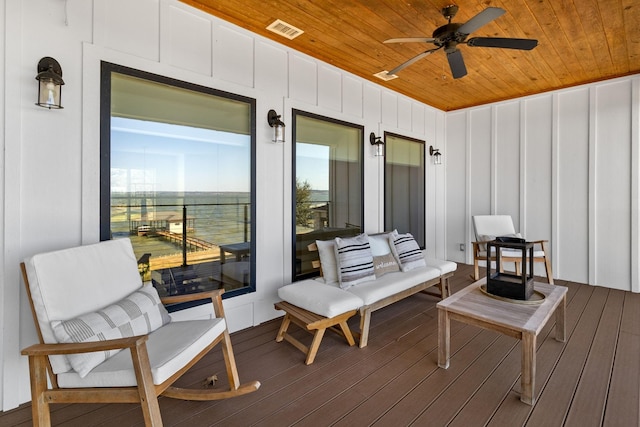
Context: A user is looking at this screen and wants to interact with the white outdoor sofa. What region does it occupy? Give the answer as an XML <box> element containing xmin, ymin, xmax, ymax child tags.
<box><xmin>275</xmin><ymin>232</ymin><xmax>457</xmax><ymax>364</ymax></box>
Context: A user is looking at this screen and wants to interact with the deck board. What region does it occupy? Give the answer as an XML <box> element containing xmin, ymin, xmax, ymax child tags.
<box><xmin>526</xmin><ymin>286</ymin><xmax>609</xmax><ymax>426</ymax></box>
<box><xmin>2</xmin><ymin>264</ymin><xmax>639</xmax><ymax>427</ymax></box>
<box><xmin>603</xmin><ymin>291</ymin><xmax>640</xmax><ymax>426</ymax></box>
<box><xmin>564</xmin><ymin>289</ymin><xmax>624</xmax><ymax>426</ymax></box>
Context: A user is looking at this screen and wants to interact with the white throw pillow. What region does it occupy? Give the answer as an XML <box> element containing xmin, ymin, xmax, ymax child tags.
<box><xmin>390</xmin><ymin>232</ymin><xmax>426</xmax><ymax>272</ymax></box>
<box><xmin>51</xmin><ymin>285</ymin><xmax>171</xmax><ymax>377</ymax></box>
<box><xmin>334</xmin><ymin>233</ymin><xmax>376</xmax><ymax>289</ymax></box>
<box><xmin>316</xmin><ymin>239</ymin><xmax>338</xmax><ymax>284</ymax></box>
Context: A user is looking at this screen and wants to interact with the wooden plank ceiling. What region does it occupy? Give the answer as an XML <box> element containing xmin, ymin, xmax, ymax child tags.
<box><xmin>181</xmin><ymin>0</ymin><xmax>640</xmax><ymax>111</ymax></box>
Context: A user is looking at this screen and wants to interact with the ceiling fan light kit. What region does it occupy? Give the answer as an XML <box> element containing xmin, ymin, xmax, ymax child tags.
<box><xmin>382</xmin><ymin>5</ymin><xmax>538</xmax><ymax>79</ymax></box>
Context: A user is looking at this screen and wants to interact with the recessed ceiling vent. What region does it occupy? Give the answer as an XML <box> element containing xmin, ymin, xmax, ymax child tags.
<box><xmin>373</xmin><ymin>71</ymin><xmax>398</xmax><ymax>81</ymax></box>
<box><xmin>266</xmin><ymin>19</ymin><xmax>304</xmax><ymax>40</ymax></box>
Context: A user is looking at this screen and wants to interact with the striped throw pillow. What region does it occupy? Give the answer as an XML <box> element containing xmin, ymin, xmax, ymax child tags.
<box><xmin>334</xmin><ymin>233</ymin><xmax>376</xmax><ymax>289</ymax></box>
<box><xmin>51</xmin><ymin>285</ymin><xmax>171</xmax><ymax>377</ymax></box>
<box><xmin>391</xmin><ymin>233</ymin><xmax>426</xmax><ymax>272</ymax></box>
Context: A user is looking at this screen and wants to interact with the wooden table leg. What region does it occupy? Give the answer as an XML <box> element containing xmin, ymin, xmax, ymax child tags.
<box><xmin>521</xmin><ymin>332</ymin><xmax>537</xmax><ymax>405</ymax></box>
<box><xmin>438</xmin><ymin>307</ymin><xmax>450</xmax><ymax>369</ymax></box>
<box><xmin>556</xmin><ymin>294</ymin><xmax>566</xmax><ymax>342</ymax></box>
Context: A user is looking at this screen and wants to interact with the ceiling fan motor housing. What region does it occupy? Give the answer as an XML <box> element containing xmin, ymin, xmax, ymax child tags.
<box><xmin>432</xmin><ymin>23</ymin><xmax>466</xmax><ymax>50</ymax></box>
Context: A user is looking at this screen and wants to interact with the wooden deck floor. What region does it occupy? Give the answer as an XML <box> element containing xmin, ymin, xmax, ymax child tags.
<box><xmin>3</xmin><ymin>264</ymin><xmax>639</xmax><ymax>426</ymax></box>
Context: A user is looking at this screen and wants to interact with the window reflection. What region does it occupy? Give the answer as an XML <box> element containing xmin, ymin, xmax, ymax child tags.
<box><xmin>384</xmin><ymin>133</ymin><xmax>425</xmax><ymax>248</ymax></box>
<box><xmin>293</xmin><ymin>112</ymin><xmax>363</xmax><ymax>280</ymax></box>
<box><xmin>101</xmin><ymin>65</ymin><xmax>255</xmax><ymax>301</ymax></box>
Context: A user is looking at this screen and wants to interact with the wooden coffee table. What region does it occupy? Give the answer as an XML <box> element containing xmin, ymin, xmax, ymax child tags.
<box><xmin>437</xmin><ymin>278</ymin><xmax>567</xmax><ymax>405</ymax></box>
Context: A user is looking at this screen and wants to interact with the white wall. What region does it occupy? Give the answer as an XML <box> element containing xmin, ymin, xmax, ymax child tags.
<box><xmin>0</xmin><ymin>0</ymin><xmax>446</xmax><ymax>410</ymax></box>
<box><xmin>446</xmin><ymin>77</ymin><xmax>640</xmax><ymax>292</ymax></box>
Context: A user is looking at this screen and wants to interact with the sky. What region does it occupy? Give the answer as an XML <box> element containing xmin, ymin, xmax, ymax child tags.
<box><xmin>111</xmin><ymin>117</ymin><xmax>251</xmax><ymax>193</ymax></box>
<box><xmin>296</xmin><ymin>143</ymin><xmax>329</xmax><ymax>191</ymax></box>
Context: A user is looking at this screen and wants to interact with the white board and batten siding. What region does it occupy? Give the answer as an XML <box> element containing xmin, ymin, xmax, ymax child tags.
<box><xmin>446</xmin><ymin>77</ymin><xmax>640</xmax><ymax>293</ymax></box>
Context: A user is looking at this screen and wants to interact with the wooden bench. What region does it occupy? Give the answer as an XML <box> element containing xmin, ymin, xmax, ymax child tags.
<box><xmin>274</xmin><ymin>301</ymin><xmax>357</xmax><ymax>365</ymax></box>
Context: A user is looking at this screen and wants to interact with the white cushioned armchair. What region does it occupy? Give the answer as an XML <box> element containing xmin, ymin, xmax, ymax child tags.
<box><xmin>20</xmin><ymin>238</ymin><xmax>259</xmax><ymax>426</ymax></box>
<box><xmin>471</xmin><ymin>215</ymin><xmax>553</xmax><ymax>284</ymax></box>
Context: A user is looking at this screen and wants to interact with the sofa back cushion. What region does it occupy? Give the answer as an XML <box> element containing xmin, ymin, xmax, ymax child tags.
<box><xmin>315</xmin><ymin>239</ymin><xmax>339</xmax><ymax>285</ymax></box>
<box><xmin>368</xmin><ymin>233</ymin><xmax>400</xmax><ymax>277</ymax></box>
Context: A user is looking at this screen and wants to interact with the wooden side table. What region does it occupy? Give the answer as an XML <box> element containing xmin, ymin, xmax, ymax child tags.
<box><xmin>437</xmin><ymin>278</ymin><xmax>567</xmax><ymax>405</ymax></box>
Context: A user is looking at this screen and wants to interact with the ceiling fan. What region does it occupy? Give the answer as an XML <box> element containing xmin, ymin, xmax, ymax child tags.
<box><xmin>383</xmin><ymin>5</ymin><xmax>538</xmax><ymax>79</ymax></box>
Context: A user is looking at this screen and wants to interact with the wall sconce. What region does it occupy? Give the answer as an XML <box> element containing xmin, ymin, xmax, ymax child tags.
<box><xmin>430</xmin><ymin>145</ymin><xmax>442</xmax><ymax>165</ymax></box>
<box><xmin>370</xmin><ymin>132</ymin><xmax>384</xmax><ymax>157</ymax></box>
<box><xmin>35</xmin><ymin>57</ymin><xmax>64</xmax><ymax>109</ymax></box>
<box><xmin>267</xmin><ymin>109</ymin><xmax>285</xmax><ymax>143</ymax></box>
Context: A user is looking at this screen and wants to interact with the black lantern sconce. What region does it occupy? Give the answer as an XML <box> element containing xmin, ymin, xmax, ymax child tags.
<box><xmin>267</xmin><ymin>109</ymin><xmax>285</xmax><ymax>143</ymax></box>
<box><xmin>370</xmin><ymin>132</ymin><xmax>384</xmax><ymax>157</ymax></box>
<box><xmin>429</xmin><ymin>145</ymin><xmax>442</xmax><ymax>165</ymax></box>
<box><xmin>35</xmin><ymin>57</ymin><xmax>64</xmax><ymax>109</ymax></box>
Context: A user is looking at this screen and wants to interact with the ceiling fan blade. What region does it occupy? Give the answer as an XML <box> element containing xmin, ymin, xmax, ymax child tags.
<box><xmin>467</xmin><ymin>37</ymin><xmax>538</xmax><ymax>50</ymax></box>
<box><xmin>457</xmin><ymin>7</ymin><xmax>505</xmax><ymax>35</ymax></box>
<box><xmin>388</xmin><ymin>48</ymin><xmax>440</xmax><ymax>75</ymax></box>
<box><xmin>447</xmin><ymin>49</ymin><xmax>467</xmax><ymax>79</ymax></box>
<box><xmin>384</xmin><ymin>37</ymin><xmax>436</xmax><ymax>44</ymax></box>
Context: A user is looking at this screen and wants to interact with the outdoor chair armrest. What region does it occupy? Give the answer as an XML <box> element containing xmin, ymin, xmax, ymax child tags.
<box><xmin>528</xmin><ymin>239</ymin><xmax>548</xmax><ymax>244</ymax></box>
<box><xmin>21</xmin><ymin>335</ymin><xmax>148</xmax><ymax>356</ymax></box>
<box><xmin>160</xmin><ymin>288</ymin><xmax>224</xmax><ymax>305</ymax></box>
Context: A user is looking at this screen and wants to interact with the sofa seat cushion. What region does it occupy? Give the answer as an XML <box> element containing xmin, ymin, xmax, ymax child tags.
<box><xmin>57</xmin><ymin>318</ymin><xmax>226</xmax><ymax>388</ymax></box>
<box><xmin>424</xmin><ymin>257</ymin><xmax>458</xmax><ymax>275</ymax></box>
<box><xmin>346</xmin><ymin>265</ymin><xmax>441</xmax><ymax>306</ymax></box>
<box><xmin>278</xmin><ymin>280</ymin><xmax>363</xmax><ymax>318</ymax></box>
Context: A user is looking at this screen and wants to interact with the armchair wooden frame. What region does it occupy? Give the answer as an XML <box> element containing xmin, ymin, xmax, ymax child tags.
<box><xmin>20</xmin><ymin>263</ymin><xmax>260</xmax><ymax>427</ymax></box>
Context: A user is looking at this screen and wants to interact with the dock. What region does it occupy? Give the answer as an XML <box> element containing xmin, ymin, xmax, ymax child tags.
<box><xmin>155</xmin><ymin>230</ymin><xmax>216</xmax><ymax>251</ymax></box>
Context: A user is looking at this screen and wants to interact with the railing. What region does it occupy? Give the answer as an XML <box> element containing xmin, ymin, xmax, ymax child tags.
<box><xmin>112</xmin><ymin>197</ymin><xmax>251</xmax><ymax>277</ymax></box>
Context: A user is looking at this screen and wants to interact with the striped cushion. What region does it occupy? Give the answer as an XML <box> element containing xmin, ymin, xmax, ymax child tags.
<box><xmin>391</xmin><ymin>233</ymin><xmax>426</xmax><ymax>272</ymax></box>
<box><xmin>334</xmin><ymin>233</ymin><xmax>376</xmax><ymax>289</ymax></box>
<box><xmin>51</xmin><ymin>285</ymin><xmax>171</xmax><ymax>377</ymax></box>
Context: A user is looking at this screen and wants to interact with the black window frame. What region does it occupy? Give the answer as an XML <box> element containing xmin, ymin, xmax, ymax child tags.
<box><xmin>99</xmin><ymin>61</ymin><xmax>257</xmax><ymax>304</ymax></box>
<box><xmin>291</xmin><ymin>109</ymin><xmax>365</xmax><ymax>281</ymax></box>
<box><xmin>383</xmin><ymin>131</ymin><xmax>426</xmax><ymax>249</ymax></box>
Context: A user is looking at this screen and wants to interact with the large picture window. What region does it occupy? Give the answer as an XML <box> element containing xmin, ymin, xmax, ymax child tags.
<box><xmin>384</xmin><ymin>133</ymin><xmax>425</xmax><ymax>248</ymax></box>
<box><xmin>293</xmin><ymin>110</ymin><xmax>364</xmax><ymax>280</ymax></box>
<box><xmin>100</xmin><ymin>62</ymin><xmax>256</xmax><ymax>301</ymax></box>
